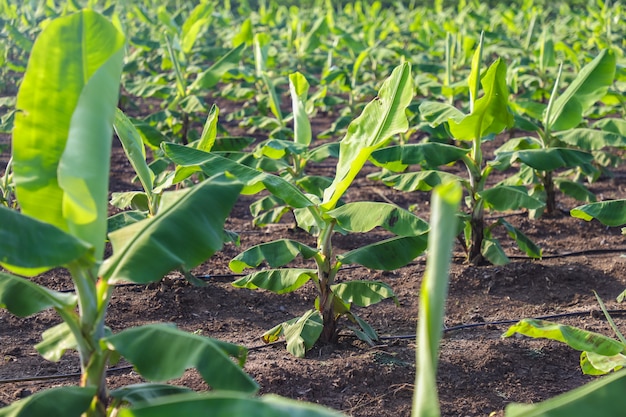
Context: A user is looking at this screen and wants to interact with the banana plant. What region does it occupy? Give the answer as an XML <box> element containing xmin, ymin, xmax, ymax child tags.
<box><xmin>372</xmin><ymin>36</ymin><xmax>543</xmax><ymax>265</ymax></box>
<box><xmin>249</xmin><ymin>70</ymin><xmax>339</xmax><ymax>226</ymax></box>
<box><xmin>498</xmin><ymin>48</ymin><xmax>618</xmax><ymax>215</ymax></box>
<box><xmin>0</xmin><ymin>10</ymin><xmax>343</xmax><ymax>417</ymax></box>
<box><xmin>164</xmin><ymin>62</ymin><xmax>429</xmax><ymax>357</ymax></box>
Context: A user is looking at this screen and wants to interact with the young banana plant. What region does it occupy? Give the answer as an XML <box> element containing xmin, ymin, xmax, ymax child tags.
<box><xmin>164</xmin><ymin>62</ymin><xmax>429</xmax><ymax>357</ymax></box>
<box><xmin>372</xmin><ymin>35</ymin><xmax>542</xmax><ymax>265</ymax></box>
<box><xmin>498</xmin><ymin>48</ymin><xmax>617</xmax><ymax>215</ymax></box>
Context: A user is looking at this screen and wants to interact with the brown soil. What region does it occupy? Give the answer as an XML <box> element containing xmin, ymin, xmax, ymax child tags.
<box><xmin>2</xmin><ymin>112</ymin><xmax>626</xmax><ymax>417</ymax></box>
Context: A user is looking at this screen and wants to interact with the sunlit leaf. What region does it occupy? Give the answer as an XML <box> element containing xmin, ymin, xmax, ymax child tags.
<box><xmin>449</xmin><ymin>58</ymin><xmax>514</xmax><ymax>140</ymax></box>
<box><xmin>571</xmin><ymin>200</ymin><xmax>626</xmax><ymax>226</ymax></box>
<box><xmin>505</xmin><ymin>369</ymin><xmax>626</xmax><ymax>417</ymax></box>
<box><xmin>322</xmin><ymin>63</ymin><xmax>413</xmax><ymax>209</ymax></box>
<box><xmin>546</xmin><ymin>49</ymin><xmax>616</xmax><ymax>131</ymax></box>
<box><xmin>12</xmin><ymin>10</ymin><xmax>125</xmax><ymax>260</ymax></box>
<box><xmin>503</xmin><ymin>319</ymin><xmax>625</xmax><ymax>355</ymax></box>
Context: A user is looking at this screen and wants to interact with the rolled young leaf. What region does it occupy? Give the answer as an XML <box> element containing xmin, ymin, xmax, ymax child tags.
<box><xmin>113</xmin><ymin>109</ymin><xmax>155</xmax><ymax>197</ymax></box>
<box><xmin>449</xmin><ymin>58</ymin><xmax>514</xmax><ymax>140</ymax></box>
<box><xmin>12</xmin><ymin>10</ymin><xmax>125</xmax><ymax>261</ymax></box>
<box><xmin>289</xmin><ymin>72</ymin><xmax>312</xmax><ymax>146</ymax></box>
<box><xmin>413</xmin><ymin>181</ymin><xmax>462</xmax><ymax>417</ymax></box>
<box><xmin>545</xmin><ymin>49</ymin><xmax>616</xmax><ymax>132</ymax></box>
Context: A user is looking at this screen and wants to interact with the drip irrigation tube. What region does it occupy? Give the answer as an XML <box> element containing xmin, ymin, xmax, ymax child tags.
<box><xmin>3</xmin><ymin>309</ymin><xmax>626</xmax><ymax>385</ymax></box>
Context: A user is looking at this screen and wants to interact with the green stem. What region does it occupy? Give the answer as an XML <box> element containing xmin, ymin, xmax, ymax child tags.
<box><xmin>317</xmin><ymin>221</ymin><xmax>338</xmax><ymax>343</ymax></box>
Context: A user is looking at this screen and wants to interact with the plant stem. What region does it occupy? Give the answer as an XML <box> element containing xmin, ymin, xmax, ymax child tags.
<box><xmin>68</xmin><ymin>263</ymin><xmax>111</xmax><ymax>416</ymax></box>
<box><xmin>317</xmin><ymin>221</ymin><xmax>338</xmax><ymax>343</ymax></box>
<box><xmin>543</xmin><ymin>170</ymin><xmax>556</xmax><ymax>214</ymax></box>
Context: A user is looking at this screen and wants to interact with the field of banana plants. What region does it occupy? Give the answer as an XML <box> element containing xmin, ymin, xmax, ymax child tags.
<box><xmin>3</xmin><ymin>0</ymin><xmax>626</xmax><ymax>416</ymax></box>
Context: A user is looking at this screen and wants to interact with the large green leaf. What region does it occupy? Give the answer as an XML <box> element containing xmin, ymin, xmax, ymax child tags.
<box><xmin>229</xmin><ymin>240</ymin><xmax>318</xmax><ymax>272</ymax></box>
<box><xmin>0</xmin><ymin>272</ymin><xmax>77</xmax><ymax>317</ymax></box>
<box><xmin>418</xmin><ymin>100</ymin><xmax>465</xmax><ymax>126</ymax></box>
<box><xmin>116</xmin><ymin>392</ymin><xmax>344</xmax><ymax>417</ymax></box>
<box><xmin>104</xmin><ymin>324</ymin><xmax>257</xmax><ymax>393</ymax></box>
<box><xmin>370</xmin><ymin>143</ymin><xmax>468</xmax><ymax>171</ymax></box>
<box><xmin>100</xmin><ymin>177</ymin><xmax>241</xmax><ymax>284</ymax></box>
<box><xmin>479</xmin><ymin>185</ymin><xmax>545</xmax><ymax>211</ymax></box>
<box><xmin>12</xmin><ymin>10</ymin><xmax>125</xmax><ymax>260</ymax></box>
<box><xmin>379</xmin><ymin>170</ymin><xmax>463</xmax><ymax>192</ymax></box>
<box><xmin>494</xmin><ymin>148</ymin><xmax>594</xmax><ymax>172</ymax></box>
<box><xmin>0</xmin><ymin>206</ymin><xmax>92</xmax><ymax>276</ymax></box>
<box><xmin>232</xmin><ymin>269</ymin><xmax>316</xmax><ymax>294</ymax></box>
<box><xmin>546</xmin><ymin>49</ymin><xmax>616</xmax><ymax>132</ymax></box>
<box><xmin>449</xmin><ymin>58</ymin><xmax>514</xmax><ymax>140</ymax></box>
<box><xmin>331</xmin><ymin>281</ymin><xmax>397</xmax><ymax>307</ymax></box>
<box><xmin>571</xmin><ymin>200</ymin><xmax>626</xmax><ymax>226</ymax></box>
<box><xmin>556</xmin><ymin>128</ymin><xmax>626</xmax><ymax>151</ymax></box>
<box><xmin>503</xmin><ymin>319</ymin><xmax>625</xmax><ymax>355</ymax></box>
<box><xmin>162</xmin><ymin>143</ymin><xmax>313</xmax><ymax>209</ymax></box>
<box><xmin>327</xmin><ymin>202</ymin><xmax>429</xmax><ymax>236</ymax></box>
<box><xmin>321</xmin><ymin>62</ymin><xmax>413</xmax><ymax>209</ymax></box>
<box><xmin>338</xmin><ymin>235</ymin><xmax>428</xmax><ymax>270</ymax></box>
<box><xmin>505</xmin><ymin>369</ymin><xmax>626</xmax><ymax>417</ymax></box>
<box><xmin>0</xmin><ymin>386</ymin><xmax>96</xmax><ymax>417</ymax></box>
<box><xmin>283</xmin><ymin>309</ymin><xmax>324</xmax><ymax>358</ymax></box>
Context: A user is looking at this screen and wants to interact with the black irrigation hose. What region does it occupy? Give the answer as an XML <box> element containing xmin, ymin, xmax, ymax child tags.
<box><xmin>4</xmin><ymin>309</ymin><xmax>626</xmax><ymax>385</ymax></box>
<box><xmin>377</xmin><ymin>309</ymin><xmax>626</xmax><ymax>341</ymax></box>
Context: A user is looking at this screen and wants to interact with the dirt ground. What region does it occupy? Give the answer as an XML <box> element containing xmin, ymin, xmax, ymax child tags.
<box><xmin>2</xmin><ymin>106</ymin><xmax>626</xmax><ymax>416</ymax></box>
